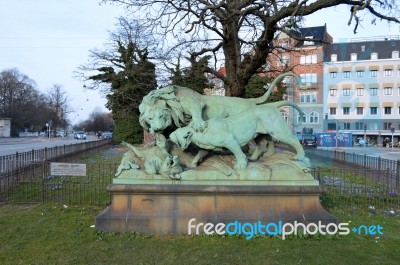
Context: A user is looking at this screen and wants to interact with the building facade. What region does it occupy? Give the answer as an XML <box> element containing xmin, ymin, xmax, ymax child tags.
<box><xmin>270</xmin><ymin>25</ymin><xmax>332</xmax><ymax>135</ymax></box>
<box><xmin>324</xmin><ymin>37</ymin><xmax>400</xmax><ymax>146</ymax></box>
<box><xmin>0</xmin><ymin>118</ymin><xmax>11</xmax><ymax>137</ymax></box>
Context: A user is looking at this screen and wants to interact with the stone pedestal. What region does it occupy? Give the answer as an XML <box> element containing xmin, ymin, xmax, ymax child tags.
<box><xmin>95</xmin><ymin>183</ymin><xmax>339</xmax><ymax>233</ymax></box>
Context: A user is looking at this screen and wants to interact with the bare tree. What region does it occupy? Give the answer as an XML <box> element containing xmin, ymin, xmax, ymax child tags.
<box><xmin>0</xmin><ymin>68</ymin><xmax>50</xmax><ymax>134</ymax></box>
<box><xmin>46</xmin><ymin>84</ymin><xmax>72</xmax><ymax>133</ymax></box>
<box><xmin>101</xmin><ymin>0</ymin><xmax>400</xmax><ymax>96</ymax></box>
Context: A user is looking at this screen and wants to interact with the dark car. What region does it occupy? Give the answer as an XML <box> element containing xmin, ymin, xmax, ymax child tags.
<box><xmin>299</xmin><ymin>134</ymin><xmax>317</xmax><ymax>147</ymax></box>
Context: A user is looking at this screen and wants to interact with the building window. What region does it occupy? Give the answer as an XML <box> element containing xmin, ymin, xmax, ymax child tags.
<box><xmin>300</xmin><ymin>54</ymin><xmax>317</xmax><ymax>64</ymax></box>
<box><xmin>384</xmin><ymin>87</ymin><xmax>392</xmax><ymax>95</ymax></box>
<box><xmin>370</xmin><ymin>107</ymin><xmax>377</xmax><ymax>115</ymax></box>
<box><xmin>384</xmin><ymin>122</ymin><xmax>393</xmax><ymax>130</ymax></box>
<box><xmin>355</xmin><ymin>122</ymin><xmax>363</xmax><ymax>130</ymax></box>
<box><xmin>279</xmin><ymin>40</ymin><xmax>289</xmax><ymax>49</ymax></box>
<box><xmin>356</xmin><ymin>70</ymin><xmax>364</xmax><ymax>77</ymax></box>
<box><xmin>329</xmin><ymin>89</ymin><xmax>337</xmax><ymax>96</ymax></box>
<box><xmin>384</xmin><ymin>69</ymin><xmax>393</xmax><ymax>77</ymax></box>
<box><xmin>343</xmin><ymin>88</ymin><xmax>351</xmax><ymax>96</ymax></box>
<box><xmin>384</xmin><ymin>107</ymin><xmax>392</xmax><ymax>115</ymax></box>
<box><xmin>356</xmin><ymin>107</ymin><xmax>363</xmax><ymax>115</ymax></box>
<box><xmin>357</xmin><ymin>88</ymin><xmax>364</xmax><ymax>96</ymax></box>
<box><xmin>300</xmin><ymin>73</ymin><xmax>317</xmax><ymax>85</ymax></box>
<box><xmin>343</xmin><ymin>122</ymin><xmax>351</xmax><ymax>130</ymax></box>
<box><xmin>343</xmin><ymin>71</ymin><xmax>351</xmax><ymax>78</ymax></box>
<box><xmin>281</xmin><ymin>111</ymin><xmax>288</xmax><ymax>123</ymax></box>
<box><xmin>330</xmin><ymin>108</ymin><xmax>336</xmax><ymax>115</ymax></box>
<box><xmin>343</xmin><ymin>107</ymin><xmax>350</xmax><ymax>115</ymax></box>
<box><xmin>278</xmin><ymin>55</ymin><xmax>290</xmax><ymax>66</ymax></box>
<box><xmin>297</xmin><ymin>112</ymin><xmax>306</xmax><ymax>123</ymax></box>
<box><xmin>330</xmin><ymin>72</ymin><xmax>337</xmax><ymax>78</ymax></box>
<box><xmin>309</xmin><ymin>111</ymin><xmax>319</xmax><ymax>124</ymax></box>
<box><xmin>300</xmin><ymin>92</ymin><xmax>317</xmax><ymax>103</ymax></box>
<box><xmin>370</xmin><ymin>70</ymin><xmax>377</xmax><ymax>77</ymax></box>
<box><xmin>398</xmin><ymin>107</ymin><xmax>400</xmax><ymax>115</ymax></box>
<box><xmin>370</xmin><ymin>88</ymin><xmax>378</xmax><ymax>96</ymax></box>
<box><xmin>303</xmin><ymin>36</ymin><xmax>314</xmax><ymax>45</ymax></box>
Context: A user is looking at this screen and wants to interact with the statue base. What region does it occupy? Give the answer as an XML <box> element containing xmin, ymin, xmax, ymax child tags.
<box><xmin>95</xmin><ymin>183</ymin><xmax>339</xmax><ymax>234</ymax></box>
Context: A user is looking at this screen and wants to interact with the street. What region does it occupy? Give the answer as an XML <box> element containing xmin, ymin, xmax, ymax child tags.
<box><xmin>0</xmin><ymin>134</ymin><xmax>99</xmax><ymax>157</ymax></box>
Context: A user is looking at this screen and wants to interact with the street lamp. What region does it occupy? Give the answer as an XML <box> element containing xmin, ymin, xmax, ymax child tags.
<box><xmin>336</xmin><ymin>122</ymin><xmax>340</xmax><ymax>147</ymax></box>
<box><xmin>391</xmin><ymin>126</ymin><xmax>395</xmax><ymax>149</ymax></box>
<box><xmin>324</xmin><ymin>113</ymin><xmax>328</xmax><ymax>132</ymax></box>
<box><xmin>364</xmin><ymin>123</ymin><xmax>367</xmax><ymax>147</ymax></box>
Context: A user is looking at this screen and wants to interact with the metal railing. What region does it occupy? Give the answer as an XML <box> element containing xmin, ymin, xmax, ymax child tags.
<box><xmin>0</xmin><ymin>139</ymin><xmax>112</xmax><ymax>204</ymax></box>
<box><xmin>307</xmin><ymin>148</ymin><xmax>400</xmax><ymax>172</ymax></box>
<box><xmin>0</xmin><ymin>139</ymin><xmax>112</xmax><ymax>175</ymax></box>
<box><xmin>313</xmin><ymin>167</ymin><xmax>399</xmax><ymax>212</ymax></box>
<box><xmin>0</xmin><ymin>161</ymin><xmax>115</xmax><ymax>205</ymax></box>
<box><xmin>1</xmin><ymin>162</ymin><xmax>399</xmax><ymax>212</ymax></box>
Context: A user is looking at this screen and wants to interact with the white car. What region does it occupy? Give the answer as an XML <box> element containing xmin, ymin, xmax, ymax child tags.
<box><xmin>74</xmin><ymin>131</ymin><xmax>86</xmax><ymax>140</ymax></box>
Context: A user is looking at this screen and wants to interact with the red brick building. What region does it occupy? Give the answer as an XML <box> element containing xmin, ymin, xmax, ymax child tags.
<box><xmin>267</xmin><ymin>25</ymin><xmax>333</xmax><ymax>135</ymax></box>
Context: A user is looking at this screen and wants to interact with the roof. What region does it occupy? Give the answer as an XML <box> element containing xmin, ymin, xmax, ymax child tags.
<box><xmin>325</xmin><ymin>39</ymin><xmax>400</xmax><ymax>62</ymax></box>
<box><xmin>277</xmin><ymin>24</ymin><xmax>331</xmax><ymax>47</ymax></box>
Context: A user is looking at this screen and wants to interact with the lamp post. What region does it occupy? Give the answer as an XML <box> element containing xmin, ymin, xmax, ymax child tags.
<box><xmin>363</xmin><ymin>123</ymin><xmax>367</xmax><ymax>147</ymax></box>
<box><xmin>391</xmin><ymin>126</ymin><xmax>395</xmax><ymax>149</ymax></box>
<box><xmin>335</xmin><ymin>122</ymin><xmax>340</xmax><ymax>147</ymax></box>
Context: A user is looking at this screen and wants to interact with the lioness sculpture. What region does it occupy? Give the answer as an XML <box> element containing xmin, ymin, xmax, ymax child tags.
<box><xmin>169</xmin><ymin>101</ymin><xmax>305</xmax><ymax>170</ymax></box>
<box><xmin>139</xmin><ymin>72</ymin><xmax>302</xmax><ymax>133</ymax></box>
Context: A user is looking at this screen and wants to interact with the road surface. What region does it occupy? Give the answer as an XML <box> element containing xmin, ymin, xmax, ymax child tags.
<box><xmin>0</xmin><ymin>134</ymin><xmax>100</xmax><ymax>157</ymax></box>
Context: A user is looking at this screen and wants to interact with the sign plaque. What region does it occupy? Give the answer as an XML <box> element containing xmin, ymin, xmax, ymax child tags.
<box><xmin>50</xmin><ymin>163</ymin><xmax>86</xmax><ymax>176</ymax></box>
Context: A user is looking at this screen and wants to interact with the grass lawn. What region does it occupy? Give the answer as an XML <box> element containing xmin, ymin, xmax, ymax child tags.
<box><xmin>0</xmin><ymin>203</ymin><xmax>399</xmax><ymax>265</ymax></box>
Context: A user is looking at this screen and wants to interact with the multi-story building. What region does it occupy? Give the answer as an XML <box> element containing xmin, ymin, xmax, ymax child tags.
<box><xmin>270</xmin><ymin>25</ymin><xmax>332</xmax><ymax>135</ymax></box>
<box><xmin>324</xmin><ymin>37</ymin><xmax>400</xmax><ymax>146</ymax></box>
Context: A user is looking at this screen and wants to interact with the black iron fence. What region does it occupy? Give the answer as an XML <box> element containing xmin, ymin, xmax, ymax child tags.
<box><xmin>0</xmin><ymin>139</ymin><xmax>113</xmax><ymax>205</ymax></box>
<box><xmin>1</xmin><ymin>162</ymin><xmax>399</xmax><ymax>213</ymax></box>
<box><xmin>0</xmin><ymin>161</ymin><xmax>116</xmax><ymax>205</ymax></box>
<box><xmin>0</xmin><ymin>139</ymin><xmax>112</xmax><ymax>175</ymax></box>
<box><xmin>312</xmin><ymin>167</ymin><xmax>399</xmax><ymax>212</ymax></box>
<box><xmin>307</xmin><ymin>148</ymin><xmax>400</xmax><ymax>172</ymax></box>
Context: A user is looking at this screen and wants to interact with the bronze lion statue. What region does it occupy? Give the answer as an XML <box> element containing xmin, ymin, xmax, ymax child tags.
<box><xmin>139</xmin><ymin>72</ymin><xmax>302</xmax><ymax>134</ymax></box>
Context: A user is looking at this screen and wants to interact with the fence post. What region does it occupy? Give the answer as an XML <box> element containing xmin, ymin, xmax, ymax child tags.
<box><xmin>378</xmin><ymin>157</ymin><xmax>382</xmax><ymax>171</ymax></box>
<box><xmin>396</xmin><ymin>160</ymin><xmax>400</xmax><ymax>191</ymax></box>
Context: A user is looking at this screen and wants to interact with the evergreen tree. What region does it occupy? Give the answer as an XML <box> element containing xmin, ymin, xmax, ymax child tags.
<box><xmin>169</xmin><ymin>55</ymin><xmax>212</xmax><ymax>94</ymax></box>
<box><xmin>89</xmin><ymin>42</ymin><xmax>157</xmax><ymax>144</ymax></box>
<box><xmin>244</xmin><ymin>75</ymin><xmax>286</xmax><ymax>103</ymax></box>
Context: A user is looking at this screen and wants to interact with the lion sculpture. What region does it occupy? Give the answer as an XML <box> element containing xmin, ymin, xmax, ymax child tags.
<box><xmin>139</xmin><ymin>72</ymin><xmax>302</xmax><ymax>134</ymax></box>
<box><xmin>169</xmin><ymin>101</ymin><xmax>305</xmax><ymax>170</ymax></box>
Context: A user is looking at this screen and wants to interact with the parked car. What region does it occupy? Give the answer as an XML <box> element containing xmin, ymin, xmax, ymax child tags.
<box><xmin>56</xmin><ymin>130</ymin><xmax>65</xmax><ymax>137</ymax></box>
<box><xmin>298</xmin><ymin>134</ymin><xmax>317</xmax><ymax>147</ymax></box>
<box><xmin>101</xmin><ymin>131</ymin><xmax>113</xmax><ymax>139</ymax></box>
<box><xmin>74</xmin><ymin>131</ymin><xmax>87</xmax><ymax>140</ymax></box>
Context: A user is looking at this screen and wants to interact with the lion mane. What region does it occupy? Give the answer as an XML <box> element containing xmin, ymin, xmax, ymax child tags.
<box><xmin>139</xmin><ymin>86</ymin><xmax>191</xmax><ymax>131</ymax></box>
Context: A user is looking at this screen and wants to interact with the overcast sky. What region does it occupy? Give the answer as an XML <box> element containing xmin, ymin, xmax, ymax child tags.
<box><xmin>0</xmin><ymin>1</ymin><xmax>398</xmax><ymax>125</ymax></box>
